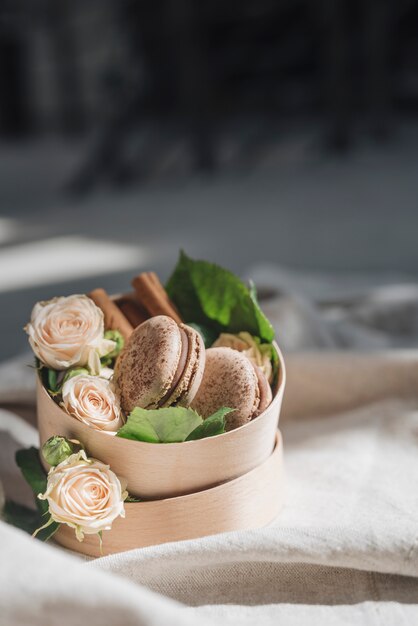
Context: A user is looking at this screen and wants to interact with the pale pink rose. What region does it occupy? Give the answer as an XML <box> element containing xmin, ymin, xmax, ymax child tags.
<box><xmin>25</xmin><ymin>295</ymin><xmax>115</xmax><ymax>373</ymax></box>
<box><xmin>61</xmin><ymin>374</ymin><xmax>123</xmax><ymax>432</ymax></box>
<box><xmin>212</xmin><ymin>331</ymin><xmax>273</xmax><ymax>383</ymax></box>
<box><xmin>99</xmin><ymin>367</ymin><xmax>114</xmax><ymax>380</ymax></box>
<box><xmin>39</xmin><ymin>450</ymin><xmax>127</xmax><ymax>541</ymax></box>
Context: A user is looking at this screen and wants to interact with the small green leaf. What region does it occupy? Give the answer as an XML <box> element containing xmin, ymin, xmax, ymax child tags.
<box><xmin>117</xmin><ymin>406</ymin><xmax>203</xmax><ymax>443</ymax></box>
<box><xmin>270</xmin><ymin>343</ymin><xmax>280</xmax><ymax>387</ymax></box>
<box><xmin>186</xmin><ymin>407</ymin><xmax>231</xmax><ymax>440</ymax></box>
<box><xmin>38</xmin><ymin>366</ymin><xmax>64</xmax><ymax>397</ymax></box>
<box><xmin>125</xmin><ymin>494</ymin><xmax>141</xmax><ymax>503</ymax></box>
<box><xmin>47</xmin><ymin>369</ymin><xmax>59</xmax><ymax>392</ymax></box>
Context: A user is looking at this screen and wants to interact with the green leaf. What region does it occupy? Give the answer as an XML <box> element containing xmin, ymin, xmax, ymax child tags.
<box><xmin>270</xmin><ymin>343</ymin><xmax>280</xmax><ymax>387</ymax></box>
<box><xmin>117</xmin><ymin>406</ymin><xmax>203</xmax><ymax>443</ymax></box>
<box><xmin>4</xmin><ymin>499</ymin><xmax>59</xmax><ymax>542</ymax></box>
<box><xmin>186</xmin><ymin>407</ymin><xmax>231</xmax><ymax>440</ymax></box>
<box><xmin>104</xmin><ymin>329</ymin><xmax>124</xmax><ymax>358</ymax></box>
<box><xmin>38</xmin><ymin>366</ymin><xmax>63</xmax><ymax>398</ymax></box>
<box><xmin>35</xmin><ymin>519</ymin><xmax>60</xmax><ymax>542</ymax></box>
<box><xmin>117</xmin><ymin>406</ymin><xmax>232</xmax><ymax>444</ymax></box>
<box><xmin>48</xmin><ymin>369</ymin><xmax>58</xmax><ymax>392</ymax></box>
<box><xmin>4</xmin><ymin>499</ymin><xmax>58</xmax><ymax>541</ymax></box>
<box><xmin>3</xmin><ymin>500</ymin><xmax>42</xmax><ymax>534</ymax></box>
<box><xmin>166</xmin><ymin>251</ymin><xmax>274</xmax><ymax>343</ymax></box>
<box><xmin>32</xmin><ymin>515</ymin><xmax>60</xmax><ymax>542</ymax></box>
<box><xmin>15</xmin><ymin>447</ymin><xmax>49</xmax><ymax>516</ymax></box>
<box><xmin>8</xmin><ymin>448</ymin><xmax>60</xmax><ymax>541</ymax></box>
<box><xmin>16</xmin><ymin>447</ymin><xmax>47</xmax><ymax>496</ymax></box>
<box><xmin>187</xmin><ymin>322</ymin><xmax>218</xmax><ymax>348</ymax></box>
<box><xmin>125</xmin><ymin>494</ymin><xmax>141</xmax><ymax>503</ymax></box>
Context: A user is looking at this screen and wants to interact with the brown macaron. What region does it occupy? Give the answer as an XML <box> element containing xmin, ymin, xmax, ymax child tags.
<box><xmin>191</xmin><ymin>347</ymin><xmax>272</xmax><ymax>431</ymax></box>
<box><xmin>115</xmin><ymin>315</ymin><xmax>205</xmax><ymax>413</ymax></box>
<box><xmin>252</xmin><ymin>363</ymin><xmax>273</xmax><ymax>416</ymax></box>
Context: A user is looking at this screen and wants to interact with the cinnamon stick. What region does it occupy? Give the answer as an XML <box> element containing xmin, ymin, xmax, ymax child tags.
<box><xmin>89</xmin><ymin>288</ymin><xmax>133</xmax><ymax>341</ymax></box>
<box><xmin>114</xmin><ymin>293</ymin><xmax>149</xmax><ymax>327</ymax></box>
<box><xmin>131</xmin><ymin>272</ymin><xmax>183</xmax><ymax>324</ymax></box>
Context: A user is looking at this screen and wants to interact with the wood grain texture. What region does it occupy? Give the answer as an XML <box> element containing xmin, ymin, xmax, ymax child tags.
<box><xmin>54</xmin><ymin>432</ymin><xmax>285</xmax><ymax>557</ymax></box>
<box><xmin>37</xmin><ymin>343</ymin><xmax>285</xmax><ymax>499</ymax></box>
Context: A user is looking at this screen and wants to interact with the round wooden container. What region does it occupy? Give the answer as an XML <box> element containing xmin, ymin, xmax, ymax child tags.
<box><xmin>54</xmin><ymin>432</ymin><xmax>284</xmax><ymax>557</ymax></box>
<box><xmin>37</xmin><ymin>343</ymin><xmax>285</xmax><ymax>499</ymax></box>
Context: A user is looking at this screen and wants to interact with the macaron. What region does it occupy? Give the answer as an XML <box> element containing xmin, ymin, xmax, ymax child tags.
<box><xmin>252</xmin><ymin>363</ymin><xmax>273</xmax><ymax>415</ymax></box>
<box><xmin>115</xmin><ymin>315</ymin><xmax>205</xmax><ymax>413</ymax></box>
<box><xmin>191</xmin><ymin>347</ymin><xmax>272</xmax><ymax>431</ymax></box>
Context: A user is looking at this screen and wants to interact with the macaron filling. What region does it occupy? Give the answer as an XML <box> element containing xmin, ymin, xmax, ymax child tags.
<box><xmin>157</xmin><ymin>327</ymin><xmax>189</xmax><ymax>407</ymax></box>
<box><xmin>251</xmin><ymin>363</ymin><xmax>273</xmax><ymax>417</ymax></box>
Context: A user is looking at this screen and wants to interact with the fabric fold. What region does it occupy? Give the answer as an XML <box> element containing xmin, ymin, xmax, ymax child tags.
<box><xmin>2</xmin><ymin>268</ymin><xmax>418</xmax><ymax>625</ymax></box>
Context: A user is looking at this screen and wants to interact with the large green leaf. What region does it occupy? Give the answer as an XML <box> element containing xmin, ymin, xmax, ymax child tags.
<box><xmin>186</xmin><ymin>322</ymin><xmax>218</xmax><ymax>349</ymax></box>
<box><xmin>166</xmin><ymin>251</ymin><xmax>274</xmax><ymax>343</ymax></box>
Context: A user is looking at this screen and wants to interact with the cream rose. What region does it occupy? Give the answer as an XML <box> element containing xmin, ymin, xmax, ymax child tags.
<box><xmin>99</xmin><ymin>366</ymin><xmax>114</xmax><ymax>380</ymax></box>
<box><xmin>25</xmin><ymin>295</ymin><xmax>115</xmax><ymax>373</ymax></box>
<box><xmin>39</xmin><ymin>450</ymin><xmax>127</xmax><ymax>541</ymax></box>
<box><xmin>61</xmin><ymin>374</ymin><xmax>123</xmax><ymax>432</ymax></box>
<box><xmin>212</xmin><ymin>331</ymin><xmax>273</xmax><ymax>383</ymax></box>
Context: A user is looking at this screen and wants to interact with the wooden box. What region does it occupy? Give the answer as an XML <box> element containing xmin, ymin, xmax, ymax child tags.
<box><xmin>54</xmin><ymin>432</ymin><xmax>284</xmax><ymax>557</ymax></box>
<box><xmin>37</xmin><ymin>343</ymin><xmax>285</xmax><ymax>499</ymax></box>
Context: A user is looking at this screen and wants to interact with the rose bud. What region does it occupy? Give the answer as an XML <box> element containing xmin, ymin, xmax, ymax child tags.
<box><xmin>42</xmin><ymin>436</ymin><xmax>83</xmax><ymax>467</ymax></box>
<box><xmin>103</xmin><ymin>329</ymin><xmax>124</xmax><ymax>358</ymax></box>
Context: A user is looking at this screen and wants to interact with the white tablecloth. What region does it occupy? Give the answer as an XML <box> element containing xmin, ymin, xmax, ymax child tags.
<box><xmin>1</xmin><ymin>268</ymin><xmax>418</xmax><ymax>625</ymax></box>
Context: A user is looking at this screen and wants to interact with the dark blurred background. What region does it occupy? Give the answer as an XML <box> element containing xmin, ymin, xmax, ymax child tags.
<box><xmin>1</xmin><ymin>0</ymin><xmax>418</xmax><ymax>358</ymax></box>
